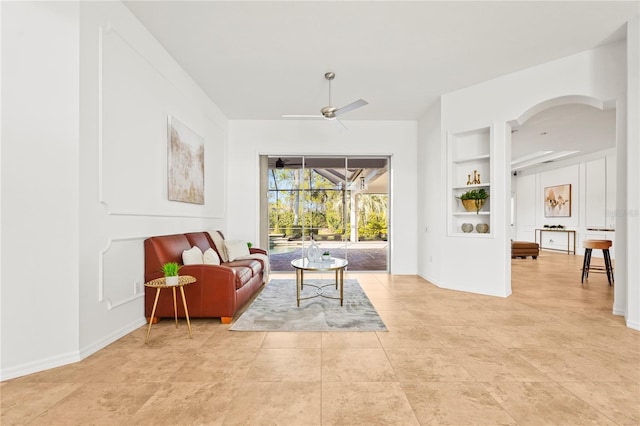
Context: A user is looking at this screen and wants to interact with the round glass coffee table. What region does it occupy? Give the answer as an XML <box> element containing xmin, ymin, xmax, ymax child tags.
<box><xmin>290</xmin><ymin>258</ymin><xmax>348</xmax><ymax>307</ymax></box>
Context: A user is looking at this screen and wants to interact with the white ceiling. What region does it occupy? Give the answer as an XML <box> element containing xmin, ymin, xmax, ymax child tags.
<box><xmin>124</xmin><ymin>1</ymin><xmax>638</xmax><ymax>121</ymax></box>
<box><xmin>511</xmin><ymin>104</ymin><xmax>617</xmax><ymax>169</ymax></box>
<box><xmin>124</xmin><ymin>1</ymin><xmax>637</xmax><ymax>164</ymax></box>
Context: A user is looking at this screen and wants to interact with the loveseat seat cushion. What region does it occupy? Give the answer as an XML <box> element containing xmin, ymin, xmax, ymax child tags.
<box><xmin>226</xmin><ymin>259</ymin><xmax>262</xmax><ymax>277</ymax></box>
<box><xmin>229</xmin><ymin>266</ymin><xmax>253</xmax><ymax>289</ymax></box>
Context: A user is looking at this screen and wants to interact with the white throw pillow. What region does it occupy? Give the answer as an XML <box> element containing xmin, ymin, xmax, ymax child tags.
<box><xmin>182</xmin><ymin>246</ymin><xmax>203</xmax><ymax>265</ymax></box>
<box><xmin>203</xmin><ymin>247</ymin><xmax>221</xmax><ymax>265</ymax></box>
<box><xmin>224</xmin><ymin>240</ymin><xmax>250</xmax><ymax>262</ymax></box>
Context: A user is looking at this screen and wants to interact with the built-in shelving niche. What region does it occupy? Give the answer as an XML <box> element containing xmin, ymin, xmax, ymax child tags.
<box><xmin>448</xmin><ymin>127</ymin><xmax>492</xmax><ymax>236</ymax></box>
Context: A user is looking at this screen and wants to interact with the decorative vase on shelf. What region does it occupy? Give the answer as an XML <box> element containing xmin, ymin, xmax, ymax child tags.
<box><xmin>306</xmin><ymin>240</ymin><xmax>320</xmax><ymax>262</ymax></box>
<box><xmin>476</xmin><ymin>223</ymin><xmax>489</xmax><ymax>233</ymax></box>
<box><xmin>461</xmin><ymin>223</ymin><xmax>473</xmax><ymax>233</ymax></box>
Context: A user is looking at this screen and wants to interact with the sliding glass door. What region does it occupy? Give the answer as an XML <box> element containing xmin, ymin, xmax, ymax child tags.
<box><xmin>263</xmin><ymin>155</ymin><xmax>389</xmax><ymax>272</ymax></box>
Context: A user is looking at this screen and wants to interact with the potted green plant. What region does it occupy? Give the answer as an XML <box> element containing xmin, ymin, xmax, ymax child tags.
<box><xmin>457</xmin><ymin>188</ymin><xmax>489</xmax><ymax>214</ymax></box>
<box><xmin>162</xmin><ymin>262</ymin><xmax>180</xmax><ymax>286</ymax></box>
<box><xmin>321</xmin><ymin>250</ymin><xmax>331</xmax><ymax>261</ymax></box>
<box><xmin>247</xmin><ymin>242</ymin><xmax>253</xmax><ymax>249</ymax></box>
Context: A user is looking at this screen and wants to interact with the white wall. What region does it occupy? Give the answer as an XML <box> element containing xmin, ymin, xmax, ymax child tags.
<box><xmin>1</xmin><ymin>2</ymin><xmax>81</xmax><ymax>378</ymax></box>
<box><xmin>77</xmin><ymin>2</ymin><xmax>228</xmax><ymax>361</ymax></box>
<box><xmin>514</xmin><ymin>149</ymin><xmax>616</xmax><ymax>257</ymax></box>
<box><xmin>417</xmin><ymin>101</ymin><xmax>443</xmax><ymax>281</ymax></box>
<box><xmin>1</xmin><ymin>1</ymin><xmax>229</xmax><ymax>380</ymax></box>
<box><xmin>418</xmin><ymin>40</ymin><xmax>635</xmax><ymax>310</ymax></box>
<box><xmin>227</xmin><ymin>120</ymin><xmax>418</xmax><ymax>274</ymax></box>
<box><xmin>626</xmin><ymin>17</ymin><xmax>640</xmax><ymax>329</ymax></box>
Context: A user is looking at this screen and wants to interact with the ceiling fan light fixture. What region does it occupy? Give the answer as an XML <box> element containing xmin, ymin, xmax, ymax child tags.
<box><xmin>321</xmin><ymin>106</ymin><xmax>338</xmax><ymax>119</ymax></box>
<box><xmin>275</xmin><ymin>158</ymin><xmax>285</xmax><ymax>169</ymax></box>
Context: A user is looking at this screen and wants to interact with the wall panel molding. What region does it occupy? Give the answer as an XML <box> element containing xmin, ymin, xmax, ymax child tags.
<box><xmin>97</xmin><ymin>23</ymin><xmax>224</xmax><ymax>219</ymax></box>
<box><xmin>99</xmin><ymin>236</ymin><xmax>145</xmax><ymax>309</ymax></box>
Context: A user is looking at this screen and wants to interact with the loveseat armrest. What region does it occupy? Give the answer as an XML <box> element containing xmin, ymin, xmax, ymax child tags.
<box><xmin>249</xmin><ymin>247</ymin><xmax>268</xmax><ymax>255</ymax></box>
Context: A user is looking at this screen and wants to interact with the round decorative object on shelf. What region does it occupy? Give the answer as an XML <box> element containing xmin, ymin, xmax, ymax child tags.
<box><xmin>306</xmin><ymin>240</ymin><xmax>320</xmax><ymax>262</ymax></box>
<box><xmin>461</xmin><ymin>223</ymin><xmax>473</xmax><ymax>233</ymax></box>
<box><xmin>476</xmin><ymin>223</ymin><xmax>489</xmax><ymax>233</ymax></box>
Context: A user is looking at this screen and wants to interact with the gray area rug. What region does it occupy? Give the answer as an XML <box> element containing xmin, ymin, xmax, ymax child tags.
<box><xmin>230</xmin><ymin>279</ymin><xmax>387</xmax><ymax>332</ymax></box>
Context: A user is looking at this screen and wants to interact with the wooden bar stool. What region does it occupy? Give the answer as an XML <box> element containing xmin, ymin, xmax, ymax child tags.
<box><xmin>581</xmin><ymin>240</ymin><xmax>614</xmax><ymax>286</ymax></box>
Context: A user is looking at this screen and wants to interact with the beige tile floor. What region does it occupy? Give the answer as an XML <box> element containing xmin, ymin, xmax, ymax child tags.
<box><xmin>2</xmin><ymin>251</ymin><xmax>639</xmax><ymax>425</ymax></box>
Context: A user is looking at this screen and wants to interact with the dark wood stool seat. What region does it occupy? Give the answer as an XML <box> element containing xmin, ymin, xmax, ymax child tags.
<box><xmin>581</xmin><ymin>239</ymin><xmax>613</xmax><ymax>286</ymax></box>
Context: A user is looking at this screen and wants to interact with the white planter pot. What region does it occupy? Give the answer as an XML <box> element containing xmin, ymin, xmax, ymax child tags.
<box><xmin>165</xmin><ymin>276</ymin><xmax>179</xmax><ymax>286</ymax></box>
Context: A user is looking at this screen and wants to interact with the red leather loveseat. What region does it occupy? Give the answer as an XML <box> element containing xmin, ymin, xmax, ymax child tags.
<box><xmin>144</xmin><ymin>231</ymin><xmax>267</xmax><ymax>324</ymax></box>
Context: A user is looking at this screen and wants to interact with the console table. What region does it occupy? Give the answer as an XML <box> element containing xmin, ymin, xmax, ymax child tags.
<box><xmin>535</xmin><ymin>229</ymin><xmax>576</xmax><ymax>254</ymax></box>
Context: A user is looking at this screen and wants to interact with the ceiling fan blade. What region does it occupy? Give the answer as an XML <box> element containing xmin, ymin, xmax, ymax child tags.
<box><xmin>334</xmin><ymin>99</ymin><xmax>368</xmax><ymax>116</ymax></box>
<box><xmin>334</xmin><ymin>118</ymin><xmax>348</xmax><ymax>130</ymax></box>
<box><xmin>282</xmin><ymin>114</ymin><xmax>323</xmax><ymax>119</ymax></box>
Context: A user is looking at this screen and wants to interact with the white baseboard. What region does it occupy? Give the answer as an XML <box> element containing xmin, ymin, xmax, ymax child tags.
<box><xmin>417</xmin><ymin>272</ymin><xmax>443</xmax><ymax>288</ymax></box>
<box><xmin>79</xmin><ymin>318</ymin><xmax>147</xmax><ymax>359</ymax></box>
<box><xmin>1</xmin><ymin>318</ymin><xmax>146</xmax><ymax>382</ymax></box>
<box><xmin>626</xmin><ymin>319</ymin><xmax>640</xmax><ymax>331</ymax></box>
<box><xmin>417</xmin><ymin>272</ymin><xmax>510</xmax><ymax>298</ymax></box>
<box><xmin>612</xmin><ymin>307</ymin><xmax>626</xmax><ymax>316</ymax></box>
<box><xmin>1</xmin><ymin>350</ymin><xmax>81</xmax><ymax>382</ymax></box>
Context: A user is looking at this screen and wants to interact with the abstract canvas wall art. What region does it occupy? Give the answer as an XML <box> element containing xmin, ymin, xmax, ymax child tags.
<box><xmin>167</xmin><ymin>116</ymin><xmax>204</xmax><ymax>204</ymax></box>
<box><xmin>544</xmin><ymin>184</ymin><xmax>571</xmax><ymax>217</ymax></box>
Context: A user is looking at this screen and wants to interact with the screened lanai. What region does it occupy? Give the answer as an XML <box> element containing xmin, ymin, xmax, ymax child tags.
<box><xmin>263</xmin><ymin>156</ymin><xmax>389</xmax><ymax>271</ymax></box>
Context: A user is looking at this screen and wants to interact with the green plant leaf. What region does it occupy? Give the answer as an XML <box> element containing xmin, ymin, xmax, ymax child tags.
<box><xmin>162</xmin><ymin>262</ymin><xmax>180</xmax><ymax>277</ymax></box>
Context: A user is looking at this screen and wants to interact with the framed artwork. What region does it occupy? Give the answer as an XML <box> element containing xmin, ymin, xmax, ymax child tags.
<box><xmin>544</xmin><ymin>184</ymin><xmax>571</xmax><ymax>217</ymax></box>
<box><xmin>167</xmin><ymin>116</ymin><xmax>204</xmax><ymax>204</ymax></box>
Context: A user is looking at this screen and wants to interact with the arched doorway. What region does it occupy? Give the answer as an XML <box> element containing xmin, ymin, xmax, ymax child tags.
<box><xmin>509</xmin><ymin>96</ymin><xmax>621</xmax><ymax>314</ymax></box>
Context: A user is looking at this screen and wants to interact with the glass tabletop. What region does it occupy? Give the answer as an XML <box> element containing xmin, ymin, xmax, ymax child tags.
<box><xmin>290</xmin><ymin>257</ymin><xmax>348</xmax><ymax>271</ymax></box>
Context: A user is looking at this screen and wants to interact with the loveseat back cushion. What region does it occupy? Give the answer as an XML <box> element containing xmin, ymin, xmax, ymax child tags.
<box><xmin>144</xmin><ymin>234</ymin><xmax>192</xmax><ymax>281</ymax></box>
<box><xmin>184</xmin><ymin>232</ymin><xmax>214</xmax><ymax>253</ymax></box>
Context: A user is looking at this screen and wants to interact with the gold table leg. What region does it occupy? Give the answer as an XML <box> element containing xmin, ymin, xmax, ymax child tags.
<box><xmin>335</xmin><ymin>269</ymin><xmax>338</xmax><ymax>289</ymax></box>
<box><xmin>172</xmin><ymin>286</ymin><xmax>178</xmax><ymax>328</ymax></box>
<box><xmin>296</xmin><ymin>269</ymin><xmax>302</xmax><ymax>307</ymax></box>
<box><xmin>145</xmin><ymin>287</ymin><xmax>162</xmax><ymax>344</ymax></box>
<box><xmin>179</xmin><ymin>285</ymin><xmax>192</xmax><ymax>338</ymax></box>
<box><xmin>339</xmin><ymin>268</ymin><xmax>344</xmax><ymax>306</ymax></box>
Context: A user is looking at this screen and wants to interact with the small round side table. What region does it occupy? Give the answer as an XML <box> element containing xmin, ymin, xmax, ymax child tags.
<box><xmin>144</xmin><ymin>275</ymin><xmax>196</xmax><ymax>343</ymax></box>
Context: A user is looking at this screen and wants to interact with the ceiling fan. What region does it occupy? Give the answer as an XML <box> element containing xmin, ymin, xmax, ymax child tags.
<box><xmin>274</xmin><ymin>157</ymin><xmax>304</xmax><ymax>169</ymax></box>
<box><xmin>282</xmin><ymin>72</ymin><xmax>368</xmax><ymax>124</ymax></box>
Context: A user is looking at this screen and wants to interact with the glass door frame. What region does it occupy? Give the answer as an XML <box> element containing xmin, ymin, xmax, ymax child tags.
<box><xmin>261</xmin><ymin>154</ymin><xmax>390</xmax><ymax>272</ymax></box>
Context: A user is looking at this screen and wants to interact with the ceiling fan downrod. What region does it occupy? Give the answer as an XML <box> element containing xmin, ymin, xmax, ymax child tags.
<box><xmin>323</xmin><ymin>72</ymin><xmax>336</xmax><ymax>118</ymax></box>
